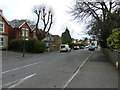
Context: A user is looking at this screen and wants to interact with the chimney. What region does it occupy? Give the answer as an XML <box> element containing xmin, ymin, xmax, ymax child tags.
<box><xmin>0</xmin><ymin>9</ymin><xmax>3</xmax><ymax>14</ymax></box>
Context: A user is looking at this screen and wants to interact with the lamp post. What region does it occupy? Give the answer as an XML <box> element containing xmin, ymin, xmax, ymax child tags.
<box><xmin>23</xmin><ymin>29</ymin><xmax>26</xmax><ymax>57</ymax></box>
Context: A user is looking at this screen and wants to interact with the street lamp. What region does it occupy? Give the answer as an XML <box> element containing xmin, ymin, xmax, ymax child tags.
<box><xmin>23</xmin><ymin>29</ymin><xmax>26</xmax><ymax>57</ymax></box>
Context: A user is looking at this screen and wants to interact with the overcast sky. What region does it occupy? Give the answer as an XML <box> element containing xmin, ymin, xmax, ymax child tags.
<box><xmin>0</xmin><ymin>0</ymin><xmax>90</xmax><ymax>39</ymax></box>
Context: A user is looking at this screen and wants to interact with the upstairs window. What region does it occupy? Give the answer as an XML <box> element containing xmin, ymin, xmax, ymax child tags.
<box><xmin>22</xmin><ymin>28</ymin><xmax>29</xmax><ymax>37</ymax></box>
<box><xmin>0</xmin><ymin>22</ymin><xmax>4</xmax><ymax>32</ymax></box>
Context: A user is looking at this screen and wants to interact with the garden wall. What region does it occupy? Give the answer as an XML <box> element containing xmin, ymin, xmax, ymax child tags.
<box><xmin>101</xmin><ymin>48</ymin><xmax>119</xmax><ymax>70</ymax></box>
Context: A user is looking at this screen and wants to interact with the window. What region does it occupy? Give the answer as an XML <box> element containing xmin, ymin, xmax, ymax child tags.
<box><xmin>0</xmin><ymin>35</ymin><xmax>4</xmax><ymax>47</ymax></box>
<box><xmin>46</xmin><ymin>37</ymin><xmax>50</xmax><ymax>41</ymax></box>
<box><xmin>0</xmin><ymin>22</ymin><xmax>4</xmax><ymax>32</ymax></box>
<box><xmin>22</xmin><ymin>28</ymin><xmax>29</xmax><ymax>36</ymax></box>
<box><xmin>46</xmin><ymin>43</ymin><xmax>49</xmax><ymax>47</ymax></box>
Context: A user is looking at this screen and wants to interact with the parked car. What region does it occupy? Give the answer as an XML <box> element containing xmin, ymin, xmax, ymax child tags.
<box><xmin>60</xmin><ymin>44</ymin><xmax>71</xmax><ymax>52</ymax></box>
<box><xmin>73</xmin><ymin>46</ymin><xmax>80</xmax><ymax>50</ymax></box>
<box><xmin>80</xmin><ymin>46</ymin><xmax>84</xmax><ymax>49</ymax></box>
<box><xmin>85</xmin><ymin>46</ymin><xmax>89</xmax><ymax>48</ymax></box>
<box><xmin>88</xmin><ymin>46</ymin><xmax>95</xmax><ymax>51</ymax></box>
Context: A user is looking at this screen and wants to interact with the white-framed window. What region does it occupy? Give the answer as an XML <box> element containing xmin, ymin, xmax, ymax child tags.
<box><xmin>46</xmin><ymin>43</ymin><xmax>49</xmax><ymax>47</ymax></box>
<box><xmin>22</xmin><ymin>28</ymin><xmax>29</xmax><ymax>36</ymax></box>
<box><xmin>0</xmin><ymin>22</ymin><xmax>4</xmax><ymax>32</ymax></box>
<box><xmin>0</xmin><ymin>35</ymin><xmax>4</xmax><ymax>47</ymax></box>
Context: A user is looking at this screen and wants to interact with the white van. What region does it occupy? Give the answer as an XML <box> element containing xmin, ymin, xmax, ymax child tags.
<box><xmin>60</xmin><ymin>44</ymin><xmax>71</xmax><ymax>52</ymax></box>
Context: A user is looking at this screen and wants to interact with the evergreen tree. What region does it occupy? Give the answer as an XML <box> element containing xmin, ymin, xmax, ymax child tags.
<box><xmin>61</xmin><ymin>28</ymin><xmax>72</xmax><ymax>45</ymax></box>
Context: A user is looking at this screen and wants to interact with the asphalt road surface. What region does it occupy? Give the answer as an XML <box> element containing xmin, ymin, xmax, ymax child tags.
<box><xmin>2</xmin><ymin>49</ymin><xmax>93</xmax><ymax>88</ymax></box>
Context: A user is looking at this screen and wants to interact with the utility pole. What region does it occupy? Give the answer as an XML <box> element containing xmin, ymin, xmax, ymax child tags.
<box><xmin>23</xmin><ymin>29</ymin><xmax>26</xmax><ymax>57</ymax></box>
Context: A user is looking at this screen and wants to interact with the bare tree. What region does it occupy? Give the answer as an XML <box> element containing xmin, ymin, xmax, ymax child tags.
<box><xmin>70</xmin><ymin>1</ymin><xmax>120</xmax><ymax>47</ymax></box>
<box><xmin>33</xmin><ymin>4</ymin><xmax>54</xmax><ymax>40</ymax></box>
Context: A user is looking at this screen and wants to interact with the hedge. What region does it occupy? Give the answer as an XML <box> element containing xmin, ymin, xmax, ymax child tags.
<box><xmin>34</xmin><ymin>41</ymin><xmax>46</xmax><ymax>53</ymax></box>
<box><xmin>107</xmin><ymin>28</ymin><xmax>120</xmax><ymax>50</ymax></box>
<box><xmin>10</xmin><ymin>38</ymin><xmax>46</xmax><ymax>53</ymax></box>
<box><xmin>26</xmin><ymin>39</ymin><xmax>36</xmax><ymax>52</ymax></box>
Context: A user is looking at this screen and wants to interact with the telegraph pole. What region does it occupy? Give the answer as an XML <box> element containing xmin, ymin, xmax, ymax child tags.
<box><xmin>23</xmin><ymin>29</ymin><xmax>26</xmax><ymax>57</ymax></box>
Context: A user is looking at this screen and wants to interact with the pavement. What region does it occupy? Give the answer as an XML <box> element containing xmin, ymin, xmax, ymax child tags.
<box><xmin>66</xmin><ymin>48</ymin><xmax>118</xmax><ymax>88</ymax></box>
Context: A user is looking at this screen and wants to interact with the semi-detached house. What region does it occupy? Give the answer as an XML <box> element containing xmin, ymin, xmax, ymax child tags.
<box><xmin>0</xmin><ymin>9</ymin><xmax>60</xmax><ymax>50</ymax></box>
<box><xmin>9</xmin><ymin>19</ymin><xmax>34</xmax><ymax>40</ymax></box>
<box><xmin>0</xmin><ymin>9</ymin><xmax>34</xmax><ymax>49</ymax></box>
<box><xmin>0</xmin><ymin>10</ymin><xmax>14</xmax><ymax>49</ymax></box>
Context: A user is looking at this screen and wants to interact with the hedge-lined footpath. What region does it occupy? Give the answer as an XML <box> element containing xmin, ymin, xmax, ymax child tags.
<box><xmin>9</xmin><ymin>38</ymin><xmax>46</xmax><ymax>53</ymax></box>
<box><xmin>107</xmin><ymin>28</ymin><xmax>120</xmax><ymax>50</ymax></box>
<box><xmin>102</xmin><ymin>28</ymin><xmax>120</xmax><ymax>70</ymax></box>
<box><xmin>101</xmin><ymin>48</ymin><xmax>119</xmax><ymax>70</ymax></box>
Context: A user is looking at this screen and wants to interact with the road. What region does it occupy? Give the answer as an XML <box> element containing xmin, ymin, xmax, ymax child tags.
<box><xmin>2</xmin><ymin>49</ymin><xmax>93</xmax><ymax>88</ymax></box>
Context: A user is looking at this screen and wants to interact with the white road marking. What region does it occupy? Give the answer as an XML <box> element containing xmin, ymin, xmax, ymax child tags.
<box><xmin>63</xmin><ymin>51</ymin><xmax>94</xmax><ymax>88</ymax></box>
<box><xmin>1</xmin><ymin>79</ymin><xmax>21</xmax><ymax>87</ymax></box>
<box><xmin>8</xmin><ymin>73</ymin><xmax>36</xmax><ymax>88</ymax></box>
<box><xmin>2</xmin><ymin>61</ymin><xmax>41</xmax><ymax>74</ymax></box>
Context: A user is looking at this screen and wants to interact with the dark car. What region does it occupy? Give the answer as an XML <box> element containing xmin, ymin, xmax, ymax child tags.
<box><xmin>88</xmin><ymin>46</ymin><xmax>95</xmax><ymax>51</ymax></box>
<box><xmin>80</xmin><ymin>46</ymin><xmax>84</xmax><ymax>49</ymax></box>
<box><xmin>73</xmin><ymin>46</ymin><xmax>80</xmax><ymax>50</ymax></box>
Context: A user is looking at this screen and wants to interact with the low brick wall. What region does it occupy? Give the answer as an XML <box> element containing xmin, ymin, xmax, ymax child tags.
<box><xmin>46</xmin><ymin>46</ymin><xmax>59</xmax><ymax>52</ymax></box>
<box><xmin>50</xmin><ymin>46</ymin><xmax>59</xmax><ymax>51</ymax></box>
<box><xmin>101</xmin><ymin>48</ymin><xmax>119</xmax><ymax>70</ymax></box>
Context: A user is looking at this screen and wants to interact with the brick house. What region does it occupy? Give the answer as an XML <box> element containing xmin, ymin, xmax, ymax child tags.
<box><xmin>52</xmin><ymin>35</ymin><xmax>62</xmax><ymax>51</ymax></box>
<box><xmin>43</xmin><ymin>33</ymin><xmax>54</xmax><ymax>47</ymax></box>
<box><xmin>9</xmin><ymin>19</ymin><xmax>34</xmax><ymax>40</ymax></box>
<box><xmin>0</xmin><ymin>9</ymin><xmax>14</xmax><ymax>49</ymax></box>
<box><xmin>31</xmin><ymin>25</ymin><xmax>61</xmax><ymax>51</ymax></box>
<box><xmin>0</xmin><ymin>9</ymin><xmax>60</xmax><ymax>51</ymax></box>
<box><xmin>30</xmin><ymin>25</ymin><xmax>38</xmax><ymax>39</ymax></box>
<box><xmin>31</xmin><ymin>25</ymin><xmax>54</xmax><ymax>47</ymax></box>
<box><xmin>52</xmin><ymin>35</ymin><xmax>61</xmax><ymax>45</ymax></box>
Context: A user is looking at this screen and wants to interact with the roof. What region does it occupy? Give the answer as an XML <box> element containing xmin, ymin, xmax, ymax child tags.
<box><xmin>30</xmin><ymin>25</ymin><xmax>36</xmax><ymax>30</ymax></box>
<box><xmin>9</xmin><ymin>19</ymin><xmax>27</xmax><ymax>28</ymax></box>
<box><xmin>0</xmin><ymin>11</ymin><xmax>11</xmax><ymax>26</ymax></box>
<box><xmin>52</xmin><ymin>35</ymin><xmax>60</xmax><ymax>37</ymax></box>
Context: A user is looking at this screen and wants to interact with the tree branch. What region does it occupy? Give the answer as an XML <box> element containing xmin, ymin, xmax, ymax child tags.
<box><xmin>83</xmin><ymin>2</ymin><xmax>100</xmax><ymax>21</ymax></box>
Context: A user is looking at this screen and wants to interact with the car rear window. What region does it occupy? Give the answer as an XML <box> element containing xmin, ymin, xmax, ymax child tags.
<box><xmin>61</xmin><ymin>46</ymin><xmax>65</xmax><ymax>48</ymax></box>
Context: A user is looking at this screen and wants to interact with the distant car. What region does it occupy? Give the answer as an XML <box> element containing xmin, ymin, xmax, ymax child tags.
<box><xmin>85</xmin><ymin>46</ymin><xmax>89</xmax><ymax>48</ymax></box>
<box><xmin>80</xmin><ymin>46</ymin><xmax>84</xmax><ymax>49</ymax></box>
<box><xmin>88</xmin><ymin>46</ymin><xmax>95</xmax><ymax>51</ymax></box>
<box><xmin>60</xmin><ymin>44</ymin><xmax>71</xmax><ymax>52</ymax></box>
<box><xmin>73</xmin><ymin>46</ymin><xmax>80</xmax><ymax>50</ymax></box>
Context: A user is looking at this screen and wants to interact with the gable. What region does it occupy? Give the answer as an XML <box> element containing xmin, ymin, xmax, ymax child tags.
<box><xmin>0</xmin><ymin>14</ymin><xmax>7</xmax><ymax>25</ymax></box>
<box><xmin>20</xmin><ymin>23</ymin><xmax>32</xmax><ymax>32</ymax></box>
<box><xmin>0</xmin><ymin>14</ymin><xmax>11</xmax><ymax>27</ymax></box>
<box><xmin>0</xmin><ymin>14</ymin><xmax>12</xmax><ymax>33</ymax></box>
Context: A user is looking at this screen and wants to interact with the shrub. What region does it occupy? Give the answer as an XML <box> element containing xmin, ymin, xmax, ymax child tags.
<box><xmin>25</xmin><ymin>39</ymin><xmax>36</xmax><ymax>52</ymax></box>
<box><xmin>10</xmin><ymin>39</ymin><xmax>46</xmax><ymax>53</ymax></box>
<box><xmin>34</xmin><ymin>41</ymin><xmax>46</xmax><ymax>53</ymax></box>
<box><xmin>107</xmin><ymin>28</ymin><xmax>120</xmax><ymax>50</ymax></box>
<box><xmin>10</xmin><ymin>39</ymin><xmax>24</xmax><ymax>51</ymax></box>
<box><xmin>10</xmin><ymin>38</ymin><xmax>36</xmax><ymax>52</ymax></box>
